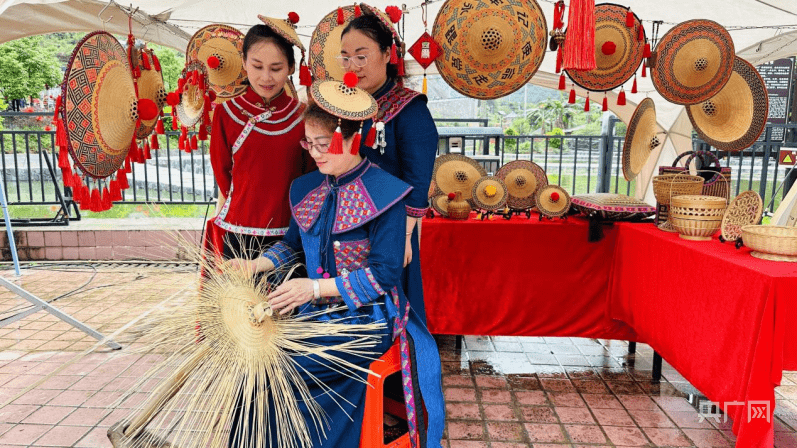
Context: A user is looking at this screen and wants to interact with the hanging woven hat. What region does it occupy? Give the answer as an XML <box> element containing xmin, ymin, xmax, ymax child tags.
<box><xmin>432</xmin><ymin>0</ymin><xmax>548</xmax><ymax>99</ymax></box>
<box><xmin>566</xmin><ymin>3</ymin><xmax>645</xmax><ymax>92</ymax></box>
<box><xmin>432</xmin><ymin>154</ymin><xmax>487</xmax><ymax>205</ymax></box>
<box><xmin>309</xmin><ymin>5</ymin><xmax>359</xmax><ymax>81</ymax></box>
<box><xmin>430</xmin><ymin>194</ymin><xmax>450</xmax><ymax>217</ymax></box>
<box><xmin>650</xmin><ymin>19</ymin><xmax>735</xmax><ymax>105</ymax></box>
<box><xmin>622</xmin><ymin>98</ymin><xmax>661</xmax><ymax>182</ymax></box>
<box><xmin>176</xmin><ymin>60</ymin><xmax>209</xmax><ymax>129</ymax></box>
<box><xmin>536</xmin><ymin>185</ymin><xmax>571</xmax><ymax>218</ymax></box>
<box><xmin>186</xmin><ymin>24</ymin><xmax>247</xmax><ymax>101</ymax></box>
<box><xmin>472</xmin><ymin>176</ymin><xmax>508</xmax><ymax>211</ymax></box>
<box><xmin>134</xmin><ymin>48</ymin><xmax>167</xmax><ymax>140</ymax></box>
<box><xmin>495</xmin><ymin>160</ymin><xmax>548</xmax><ymax>210</ymax></box>
<box><xmin>687</xmin><ymin>57</ymin><xmax>768</xmax><ymax>152</ymax></box>
<box><xmin>61</xmin><ymin>31</ymin><xmax>153</xmax><ymax>179</ymax></box>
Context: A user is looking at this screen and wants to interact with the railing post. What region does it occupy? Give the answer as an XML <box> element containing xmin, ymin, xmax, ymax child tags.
<box><xmin>597</xmin><ymin>114</ymin><xmax>617</xmax><ymax>193</ymax></box>
<box><xmin>759</xmin><ymin>126</ymin><xmax>773</xmax><ymax>201</ymax></box>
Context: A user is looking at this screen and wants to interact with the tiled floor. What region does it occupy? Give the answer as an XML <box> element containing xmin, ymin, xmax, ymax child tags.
<box><xmin>1</xmin><ymin>264</ymin><xmax>796</xmax><ymax>447</ymax></box>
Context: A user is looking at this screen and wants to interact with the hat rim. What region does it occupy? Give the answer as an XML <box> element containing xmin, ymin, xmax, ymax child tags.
<box><xmin>309</xmin><ymin>80</ymin><xmax>378</xmax><ymax>121</ymax></box>
<box><xmin>186</xmin><ymin>24</ymin><xmax>248</xmax><ymax>100</ymax></box>
<box><xmin>258</xmin><ymin>15</ymin><xmax>305</xmax><ymax>52</ymax></box>
<box><xmin>471</xmin><ymin>176</ymin><xmax>508</xmax><ymax>211</ymax></box>
<box><xmin>432</xmin><ymin>154</ymin><xmax>488</xmax><ymax>205</ymax></box>
<box><xmin>535</xmin><ymin>185</ymin><xmax>572</xmax><ymax>217</ymax></box>
<box><xmin>622</xmin><ymin>98</ymin><xmax>658</xmax><ymax>182</ymax></box>
<box><xmin>309</xmin><ymin>5</ymin><xmax>358</xmax><ymax>82</ymax></box>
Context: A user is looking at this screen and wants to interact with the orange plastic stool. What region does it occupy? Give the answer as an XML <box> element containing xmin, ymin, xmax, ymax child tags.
<box><xmin>360</xmin><ymin>340</ymin><xmax>412</xmax><ymax>448</ymax></box>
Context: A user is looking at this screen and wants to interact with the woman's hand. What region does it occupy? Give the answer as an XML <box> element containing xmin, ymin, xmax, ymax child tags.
<box><xmin>222</xmin><ymin>258</ymin><xmax>258</xmax><ymax>276</ymax></box>
<box><xmin>268</xmin><ymin>279</ymin><xmax>314</xmax><ymax>315</ymax></box>
<box><xmin>403</xmin><ymin>234</ymin><xmax>413</xmax><ymax>267</ymax></box>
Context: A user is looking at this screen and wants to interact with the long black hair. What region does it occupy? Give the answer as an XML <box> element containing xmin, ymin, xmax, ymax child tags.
<box><xmin>341</xmin><ymin>13</ymin><xmax>402</xmax><ymax>84</ymax></box>
<box><xmin>242</xmin><ymin>24</ymin><xmax>296</xmax><ymax>71</ymax></box>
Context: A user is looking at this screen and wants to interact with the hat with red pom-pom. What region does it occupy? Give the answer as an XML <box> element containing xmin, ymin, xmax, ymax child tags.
<box><xmin>309</xmin><ymin>73</ymin><xmax>378</xmax><ymax>154</ymax></box>
<box><xmin>186</xmin><ymin>24</ymin><xmax>247</xmax><ymax>101</ymax></box>
<box><xmin>535</xmin><ymin>185</ymin><xmax>571</xmax><ymax>219</ymax></box>
<box><xmin>259</xmin><ymin>13</ymin><xmax>313</xmax><ymax>86</ymax></box>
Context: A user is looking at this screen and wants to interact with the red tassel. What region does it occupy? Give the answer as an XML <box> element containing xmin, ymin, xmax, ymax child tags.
<box><xmin>53</xmin><ymin>95</ymin><xmax>62</xmax><ymax>119</ymax></box>
<box><xmin>110</xmin><ymin>180</ymin><xmax>123</xmax><ymax>201</ymax></box>
<box><xmin>152</xmin><ymin>54</ymin><xmax>161</xmax><ymax>71</ymax></box>
<box><xmin>329</xmin><ymin>126</ymin><xmax>344</xmax><ymax>154</ymax></box>
<box><xmin>617</xmin><ymin>88</ymin><xmax>626</xmax><ymax>106</ymax></box>
<box><xmin>124</xmin><ymin>157</ymin><xmax>132</xmax><ymax>173</ymax></box>
<box><xmin>584</xmin><ymin>94</ymin><xmax>590</xmax><ymax>112</ymax></box>
<box><xmin>155</xmin><ymin>118</ymin><xmax>165</xmax><ymax>134</ymax></box>
<box><xmin>199</xmin><ymin>123</ymin><xmax>208</xmax><ymax>141</ymax></box>
<box><xmin>568</xmin><ymin>87</ymin><xmax>576</xmax><ymax>104</ymax></box>
<box><xmin>178</xmin><ymin>134</ymin><xmax>186</xmax><ymax>150</ymax></box>
<box><xmin>637</xmin><ymin>23</ymin><xmax>645</xmax><ymax>42</ymax></box>
<box><xmin>102</xmin><ymin>187</ymin><xmax>112</xmax><ymax>211</ymax></box>
<box><xmin>350</xmin><ymin>130</ymin><xmax>362</xmax><ymax>155</ymax></box>
<box><xmin>89</xmin><ymin>188</ymin><xmax>101</xmax><ymax>212</ymax></box>
<box><xmin>631</xmin><ymin>75</ymin><xmax>638</xmax><ymax>94</ymax></box>
<box><xmin>300</xmin><ymin>61</ymin><xmax>312</xmax><ymax>86</ymax></box>
<box><xmin>556</xmin><ymin>47</ymin><xmax>562</xmax><ymax>73</ymax></box>
<box><xmin>58</xmin><ymin>148</ymin><xmax>70</xmax><ymax>169</ymax></box>
<box><xmin>354</xmin><ymin>4</ymin><xmax>361</xmax><ymax>17</ymax></box>
<box><xmin>364</xmin><ymin>126</ymin><xmax>377</xmax><ymax>148</ymax></box>
<box><xmin>337</xmin><ymin>7</ymin><xmax>345</xmax><ymax>25</ymax></box>
<box><xmin>78</xmin><ymin>188</ymin><xmax>90</xmax><ymax>211</ymax></box>
<box><xmin>177</xmin><ymin>78</ymin><xmax>186</xmax><ymax>94</ymax></box>
<box><xmin>553</xmin><ymin>0</ymin><xmax>565</xmax><ymax>29</ymax></box>
<box><xmin>171</xmin><ymin>110</ymin><xmax>179</xmax><ymax>130</ymax></box>
<box><xmin>562</xmin><ymin>0</ymin><xmax>596</xmax><ymax>71</ymax></box>
<box><xmin>643</xmin><ymin>42</ymin><xmax>651</xmax><ymax>58</ymax></box>
<box><xmin>397</xmin><ymin>58</ymin><xmax>405</xmax><ymax>76</ymax></box>
<box><xmin>56</xmin><ymin>119</ymin><xmax>68</xmax><ymax>149</ymax></box>
<box><xmin>390</xmin><ymin>44</ymin><xmax>398</xmax><ymax>64</ymax></box>
<box><xmin>129</xmin><ymin>139</ymin><xmax>140</xmax><ymax>162</ymax></box>
<box><xmin>142</xmin><ymin>52</ymin><xmax>152</xmax><ymax>70</ymax></box>
<box><xmin>602</xmin><ymin>95</ymin><xmax>608</xmax><ymax>112</ymax></box>
<box><xmin>198</xmin><ymin>75</ymin><xmax>206</xmax><ymax>93</ymax></box>
<box><xmin>142</xmin><ymin>140</ymin><xmax>152</xmax><ymax>160</ymax></box>
<box><xmin>558</xmin><ymin>73</ymin><xmax>566</xmax><ymax>90</ymax></box>
<box><xmin>117</xmin><ymin>170</ymin><xmax>129</xmax><ymax>190</ymax></box>
<box><xmin>626</xmin><ymin>8</ymin><xmax>634</xmax><ymax>27</ymax></box>
<box><xmin>181</xmin><ymin>126</ymin><xmax>188</xmax><ymax>142</ymax></box>
<box><xmin>61</xmin><ymin>166</ymin><xmax>73</xmax><ymax>187</ymax></box>
<box><xmin>190</xmin><ymin>135</ymin><xmax>198</xmax><ymax>151</ymax></box>
<box><xmin>641</xmin><ymin>60</ymin><xmax>647</xmax><ymax>77</ymax></box>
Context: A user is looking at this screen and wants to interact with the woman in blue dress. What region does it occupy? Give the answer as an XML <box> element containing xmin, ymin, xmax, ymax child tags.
<box><xmin>231</xmin><ymin>77</ymin><xmax>444</xmax><ymax>448</ymax></box>
<box><xmin>339</xmin><ymin>9</ymin><xmax>438</xmax><ymax>323</ymax></box>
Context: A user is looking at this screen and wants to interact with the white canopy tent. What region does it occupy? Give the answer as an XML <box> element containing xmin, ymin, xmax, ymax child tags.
<box><xmin>1</xmin><ymin>0</ymin><xmax>796</xmax><ymax>200</ymax></box>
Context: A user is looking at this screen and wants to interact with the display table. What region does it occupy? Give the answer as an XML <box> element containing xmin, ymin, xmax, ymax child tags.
<box><xmin>608</xmin><ymin>223</ymin><xmax>797</xmax><ymax>448</ymax></box>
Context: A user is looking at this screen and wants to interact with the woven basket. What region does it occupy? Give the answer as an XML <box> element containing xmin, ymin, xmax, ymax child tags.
<box><xmin>652</xmin><ymin>174</ymin><xmax>705</xmax><ymax>232</ymax></box>
<box><xmin>741</xmin><ymin>225</ymin><xmax>797</xmax><ymax>262</ymax></box>
<box><xmin>670</xmin><ymin>195</ymin><xmax>727</xmax><ymax>241</ymax></box>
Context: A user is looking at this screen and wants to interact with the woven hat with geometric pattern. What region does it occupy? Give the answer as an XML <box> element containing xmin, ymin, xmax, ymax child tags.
<box><xmin>622</xmin><ymin>98</ymin><xmax>661</xmax><ymax>182</ymax></box>
<box><xmin>309</xmin><ymin>5</ymin><xmax>360</xmax><ymax>82</ymax></box>
<box><xmin>134</xmin><ymin>48</ymin><xmax>167</xmax><ymax>140</ymax></box>
<box><xmin>432</xmin><ymin>154</ymin><xmax>487</xmax><ymax>206</ymax></box>
<box><xmin>186</xmin><ymin>24</ymin><xmax>248</xmax><ymax>101</ymax></box>
<box><xmin>472</xmin><ymin>176</ymin><xmax>508</xmax><ymax>211</ymax></box>
<box><xmin>496</xmin><ymin>160</ymin><xmax>548</xmax><ymax>210</ymax></box>
<box><xmin>536</xmin><ymin>185</ymin><xmax>571</xmax><ymax>218</ymax></box>
<box><xmin>308</xmin><ymin>75</ymin><xmax>378</xmax><ymax>154</ymax></box>
<box><xmin>259</xmin><ymin>13</ymin><xmax>313</xmax><ymax>87</ymax></box>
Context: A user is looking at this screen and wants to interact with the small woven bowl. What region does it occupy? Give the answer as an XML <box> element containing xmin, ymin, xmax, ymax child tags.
<box><xmin>741</xmin><ymin>225</ymin><xmax>797</xmax><ymax>262</ymax></box>
<box><xmin>670</xmin><ymin>195</ymin><xmax>727</xmax><ymax>241</ymax></box>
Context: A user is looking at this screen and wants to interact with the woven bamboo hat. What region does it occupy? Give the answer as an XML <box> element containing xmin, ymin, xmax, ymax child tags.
<box><xmin>566</xmin><ymin>3</ymin><xmax>645</xmax><ymax>92</ymax></box>
<box><xmin>309</xmin><ymin>78</ymin><xmax>378</xmax><ymax>121</ymax></box>
<box><xmin>650</xmin><ymin>19</ymin><xmax>735</xmax><ymax>105</ymax></box>
<box><xmin>622</xmin><ymin>98</ymin><xmax>661</xmax><ymax>182</ymax></box>
<box><xmin>536</xmin><ymin>185</ymin><xmax>571</xmax><ymax>218</ymax></box>
<box><xmin>432</xmin><ymin>154</ymin><xmax>487</xmax><ymax>204</ymax></box>
<box><xmin>61</xmin><ymin>31</ymin><xmax>138</xmax><ymax>179</ymax></box>
<box><xmin>309</xmin><ymin>5</ymin><xmax>359</xmax><ymax>81</ymax></box>
<box><xmin>176</xmin><ymin>60</ymin><xmax>209</xmax><ymax>128</ymax></box>
<box><xmin>687</xmin><ymin>57</ymin><xmax>768</xmax><ymax>153</ymax></box>
<box><xmin>432</xmin><ymin>0</ymin><xmax>547</xmax><ymax>99</ymax></box>
<box><xmin>495</xmin><ymin>160</ymin><xmax>548</xmax><ymax>210</ymax></box>
<box><xmin>431</xmin><ymin>194</ymin><xmax>450</xmax><ymax>217</ymax></box>
<box><xmin>186</xmin><ymin>24</ymin><xmax>247</xmax><ymax>101</ymax></box>
<box><xmin>134</xmin><ymin>48</ymin><xmax>166</xmax><ymax>140</ymax></box>
<box><xmin>472</xmin><ymin>176</ymin><xmax>508</xmax><ymax>211</ymax></box>
<box><xmin>360</xmin><ymin>3</ymin><xmax>402</xmax><ymax>42</ymax></box>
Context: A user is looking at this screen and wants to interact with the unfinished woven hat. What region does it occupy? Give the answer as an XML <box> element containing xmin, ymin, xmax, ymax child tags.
<box><xmin>186</xmin><ymin>24</ymin><xmax>247</xmax><ymax>101</ymax></box>
<box><xmin>651</xmin><ymin>19</ymin><xmax>735</xmax><ymax>105</ymax></box>
<box><xmin>472</xmin><ymin>176</ymin><xmax>508</xmax><ymax>211</ymax></box>
<box><xmin>687</xmin><ymin>57</ymin><xmax>768</xmax><ymax>152</ymax></box>
<box><xmin>536</xmin><ymin>185</ymin><xmax>571</xmax><ymax>218</ymax></box>
<box><xmin>622</xmin><ymin>98</ymin><xmax>661</xmax><ymax>182</ymax></box>
<box><xmin>134</xmin><ymin>48</ymin><xmax>166</xmax><ymax>140</ymax></box>
<box><xmin>566</xmin><ymin>3</ymin><xmax>645</xmax><ymax>92</ymax></box>
<box><xmin>309</xmin><ymin>78</ymin><xmax>378</xmax><ymax>121</ymax></box>
<box><xmin>432</xmin><ymin>0</ymin><xmax>548</xmax><ymax>99</ymax></box>
<box><xmin>309</xmin><ymin>5</ymin><xmax>359</xmax><ymax>81</ymax></box>
<box><xmin>176</xmin><ymin>60</ymin><xmax>209</xmax><ymax>128</ymax></box>
<box><xmin>495</xmin><ymin>160</ymin><xmax>548</xmax><ymax>210</ymax></box>
<box><xmin>431</xmin><ymin>194</ymin><xmax>450</xmax><ymax>217</ymax></box>
<box><xmin>61</xmin><ymin>31</ymin><xmax>138</xmax><ymax>179</ymax></box>
<box><xmin>433</xmin><ymin>154</ymin><xmax>487</xmax><ymax>205</ymax></box>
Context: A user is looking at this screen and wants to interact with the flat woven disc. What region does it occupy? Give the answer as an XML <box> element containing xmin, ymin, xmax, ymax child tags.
<box><xmin>62</xmin><ymin>31</ymin><xmax>136</xmax><ymax>179</ymax></box>
<box><xmin>496</xmin><ymin>160</ymin><xmax>548</xmax><ymax>210</ymax></box>
<box><xmin>309</xmin><ymin>5</ymin><xmax>359</xmax><ymax>81</ymax></box>
<box><xmin>176</xmin><ymin>61</ymin><xmax>208</xmax><ymax>128</ymax></box>
<box><xmin>721</xmin><ymin>190</ymin><xmax>763</xmax><ymax>242</ymax></box>
<box><xmin>431</xmin><ymin>194</ymin><xmax>450</xmax><ymax>217</ymax></box>
<box><xmin>622</xmin><ymin>98</ymin><xmax>658</xmax><ymax>182</ymax></box>
<box><xmin>432</xmin><ymin>0</ymin><xmax>548</xmax><ymax>99</ymax></box>
<box><xmin>651</xmin><ymin>19</ymin><xmax>735</xmax><ymax>105</ymax></box>
<box><xmin>186</xmin><ymin>25</ymin><xmax>247</xmax><ymax>101</ymax></box>
<box><xmin>566</xmin><ymin>3</ymin><xmax>645</xmax><ymax>92</ymax></box>
<box><xmin>135</xmin><ymin>49</ymin><xmax>166</xmax><ymax>139</ymax></box>
<box><xmin>310</xmin><ymin>80</ymin><xmax>377</xmax><ymax>120</ymax></box>
<box><xmin>472</xmin><ymin>176</ymin><xmax>508</xmax><ymax>211</ymax></box>
<box><xmin>536</xmin><ymin>185</ymin><xmax>571</xmax><ymax>218</ymax></box>
<box><xmin>687</xmin><ymin>57</ymin><xmax>768</xmax><ymax>153</ymax></box>
<box><xmin>433</xmin><ymin>154</ymin><xmax>487</xmax><ymax>204</ymax></box>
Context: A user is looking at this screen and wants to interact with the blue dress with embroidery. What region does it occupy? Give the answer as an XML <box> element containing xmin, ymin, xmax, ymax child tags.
<box><xmin>259</xmin><ymin>159</ymin><xmax>445</xmax><ymax>448</ymax></box>
<box><xmin>359</xmin><ymin>81</ymin><xmax>438</xmax><ymax>324</ymax></box>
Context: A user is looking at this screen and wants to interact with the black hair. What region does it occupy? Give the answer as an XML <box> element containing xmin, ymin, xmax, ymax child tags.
<box><xmin>304</xmin><ymin>101</ymin><xmax>361</xmax><ymax>140</ymax></box>
<box><xmin>242</xmin><ymin>24</ymin><xmax>296</xmax><ymax>71</ymax></box>
<box><xmin>341</xmin><ymin>14</ymin><xmax>402</xmax><ymax>83</ymax></box>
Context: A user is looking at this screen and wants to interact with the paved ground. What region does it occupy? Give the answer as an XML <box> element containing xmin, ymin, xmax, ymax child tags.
<box><xmin>0</xmin><ymin>263</ymin><xmax>796</xmax><ymax>447</ymax></box>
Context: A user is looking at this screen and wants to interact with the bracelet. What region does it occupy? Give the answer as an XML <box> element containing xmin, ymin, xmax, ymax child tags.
<box><xmin>312</xmin><ymin>280</ymin><xmax>320</xmax><ymax>300</ymax></box>
<box><xmin>406</xmin><ymin>231</ymin><xmax>413</xmax><ymax>236</ymax></box>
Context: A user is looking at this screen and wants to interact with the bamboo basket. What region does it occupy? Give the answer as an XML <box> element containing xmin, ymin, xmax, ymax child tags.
<box><xmin>670</xmin><ymin>195</ymin><xmax>727</xmax><ymax>241</ymax></box>
<box><xmin>740</xmin><ymin>225</ymin><xmax>797</xmax><ymax>262</ymax></box>
<box><xmin>651</xmin><ymin>174</ymin><xmax>705</xmax><ymax>232</ymax></box>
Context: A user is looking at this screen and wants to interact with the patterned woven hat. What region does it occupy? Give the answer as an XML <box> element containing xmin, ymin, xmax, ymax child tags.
<box><xmin>61</xmin><ymin>31</ymin><xmax>138</xmax><ymax>179</ymax></box>
<box><xmin>432</xmin><ymin>0</ymin><xmax>547</xmax><ymax>100</ymax></box>
<box><xmin>134</xmin><ymin>48</ymin><xmax>166</xmax><ymax>139</ymax></box>
<box><xmin>622</xmin><ymin>98</ymin><xmax>660</xmax><ymax>182</ymax></box>
<box><xmin>650</xmin><ymin>19</ymin><xmax>735</xmax><ymax>105</ymax></box>
<box><xmin>259</xmin><ymin>14</ymin><xmax>305</xmax><ymax>52</ymax></box>
<box><xmin>176</xmin><ymin>60</ymin><xmax>209</xmax><ymax>128</ymax></box>
<box><xmin>309</xmin><ymin>5</ymin><xmax>359</xmax><ymax>82</ymax></box>
<box><xmin>536</xmin><ymin>185</ymin><xmax>571</xmax><ymax>218</ymax></box>
<box><xmin>687</xmin><ymin>57</ymin><xmax>768</xmax><ymax>152</ymax></box>
<box><xmin>472</xmin><ymin>176</ymin><xmax>508</xmax><ymax>211</ymax></box>
<box><xmin>432</xmin><ymin>154</ymin><xmax>487</xmax><ymax>205</ymax></box>
<box><xmin>566</xmin><ymin>3</ymin><xmax>645</xmax><ymax>92</ymax></box>
<box><xmin>186</xmin><ymin>24</ymin><xmax>247</xmax><ymax>101</ymax></box>
<box><xmin>309</xmin><ymin>78</ymin><xmax>378</xmax><ymax>121</ymax></box>
<box><xmin>495</xmin><ymin>160</ymin><xmax>548</xmax><ymax>210</ymax></box>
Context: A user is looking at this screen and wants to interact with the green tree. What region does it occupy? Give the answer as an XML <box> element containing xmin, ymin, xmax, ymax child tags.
<box><xmin>0</xmin><ymin>96</ymin><xmax>6</xmax><ymax>130</ymax></box>
<box><xmin>149</xmin><ymin>44</ymin><xmax>184</xmax><ymax>93</ymax></box>
<box><xmin>0</xmin><ymin>36</ymin><xmax>62</xmax><ymax>101</ymax></box>
<box><xmin>526</xmin><ymin>95</ymin><xmax>578</xmax><ymax>134</ymax></box>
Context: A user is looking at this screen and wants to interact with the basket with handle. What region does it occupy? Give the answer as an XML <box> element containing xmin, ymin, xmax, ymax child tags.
<box><xmin>651</xmin><ymin>173</ymin><xmax>704</xmax><ymax>232</ymax></box>
<box><xmin>659</xmin><ymin>150</ymin><xmax>732</xmax><ymax>200</ymax></box>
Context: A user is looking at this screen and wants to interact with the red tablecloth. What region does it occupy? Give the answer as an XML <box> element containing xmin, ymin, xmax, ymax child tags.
<box><xmin>608</xmin><ymin>223</ymin><xmax>797</xmax><ymax>448</ymax></box>
<box><xmin>420</xmin><ymin>214</ymin><xmax>636</xmax><ymax>340</ymax></box>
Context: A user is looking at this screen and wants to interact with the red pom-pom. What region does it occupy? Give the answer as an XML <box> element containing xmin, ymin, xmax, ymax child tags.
<box><xmin>447</xmin><ymin>192</ymin><xmax>456</xmax><ymax>201</ymax></box>
<box><xmin>44</xmin><ymin>125</ymin><xmax>52</xmax><ymax>132</ymax></box>
<box><xmin>166</xmin><ymin>92</ymin><xmax>180</xmax><ymax>106</ymax></box>
<box><xmin>287</xmin><ymin>12</ymin><xmax>300</xmax><ymax>24</ymax></box>
<box><xmin>385</xmin><ymin>5</ymin><xmax>402</xmax><ymax>23</ymax></box>
<box><xmin>550</xmin><ymin>192</ymin><xmax>560</xmax><ymax>202</ymax></box>
<box><xmin>207</xmin><ymin>55</ymin><xmax>220</xmax><ymax>69</ymax></box>
<box><xmin>208</xmin><ymin>90</ymin><xmax>217</xmax><ymax>103</ymax></box>
<box><xmin>337</xmin><ymin>7</ymin><xmax>345</xmax><ymax>25</ymax></box>
<box><xmin>138</xmin><ymin>99</ymin><xmax>158</xmax><ymax>121</ymax></box>
<box><xmin>601</xmin><ymin>41</ymin><xmax>616</xmax><ymax>55</ymax></box>
<box><xmin>343</xmin><ymin>71</ymin><xmax>359</xmax><ymax>88</ymax></box>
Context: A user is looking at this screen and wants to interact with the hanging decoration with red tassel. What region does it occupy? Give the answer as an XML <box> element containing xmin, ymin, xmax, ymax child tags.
<box><xmin>354</xmin><ymin>3</ymin><xmax>362</xmax><ymax>17</ymax></box>
<box><xmin>602</xmin><ymin>94</ymin><xmax>608</xmax><ymax>112</ymax></box>
<box><xmin>562</xmin><ymin>0</ymin><xmax>596</xmax><ymax>71</ymax></box>
<box><xmin>631</xmin><ymin>75</ymin><xmax>638</xmax><ymax>94</ymax></box>
<box><xmin>364</xmin><ymin>126</ymin><xmax>377</xmax><ymax>148</ymax></box>
<box><xmin>350</xmin><ymin>124</ymin><xmax>363</xmax><ymax>155</ymax></box>
<box><xmin>626</xmin><ymin>7</ymin><xmax>635</xmax><ymax>28</ymax></box>
<box><xmin>407</xmin><ymin>0</ymin><xmax>442</xmax><ymax>96</ymax></box>
<box><xmin>558</xmin><ymin>73</ymin><xmax>566</xmax><ymax>90</ymax></box>
<box><xmin>641</xmin><ymin>60</ymin><xmax>647</xmax><ymax>77</ymax></box>
<box><xmin>617</xmin><ymin>87</ymin><xmax>627</xmax><ymax>106</ymax></box>
<box><xmin>568</xmin><ymin>85</ymin><xmax>576</xmax><ymax>104</ymax></box>
<box><xmin>584</xmin><ymin>93</ymin><xmax>590</xmax><ymax>112</ymax></box>
<box><xmin>329</xmin><ymin>119</ymin><xmax>344</xmax><ymax>154</ymax></box>
<box><xmin>337</xmin><ymin>7</ymin><xmax>345</xmax><ymax>25</ymax></box>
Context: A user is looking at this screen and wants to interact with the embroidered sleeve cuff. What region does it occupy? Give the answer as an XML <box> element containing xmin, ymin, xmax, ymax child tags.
<box><xmin>261</xmin><ymin>241</ymin><xmax>297</xmax><ymax>270</ymax></box>
<box><xmin>406</xmin><ymin>205</ymin><xmax>428</xmax><ymax>218</ymax></box>
<box><xmin>335</xmin><ymin>268</ymin><xmax>386</xmax><ymax>311</ymax></box>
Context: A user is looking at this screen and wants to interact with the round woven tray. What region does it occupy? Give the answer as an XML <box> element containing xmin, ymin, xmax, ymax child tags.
<box><xmin>670</xmin><ymin>195</ymin><xmax>727</xmax><ymax>241</ymax></box>
<box><xmin>720</xmin><ymin>191</ymin><xmax>763</xmax><ymax>242</ymax></box>
<box><xmin>741</xmin><ymin>225</ymin><xmax>797</xmax><ymax>262</ymax></box>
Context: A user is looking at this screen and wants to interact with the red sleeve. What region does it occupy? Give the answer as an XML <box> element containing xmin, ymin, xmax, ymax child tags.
<box><xmin>209</xmin><ymin>106</ymin><xmax>233</xmax><ymax>198</ymax></box>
